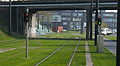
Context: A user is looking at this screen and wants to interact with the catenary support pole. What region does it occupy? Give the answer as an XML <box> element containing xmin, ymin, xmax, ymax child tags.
<box><xmin>86</xmin><ymin>11</ymin><xmax>90</xmax><ymax>39</ymax></box>
<box><xmin>95</xmin><ymin>0</ymin><xmax>99</xmax><ymax>45</ymax></box>
<box><xmin>90</xmin><ymin>0</ymin><xmax>93</xmax><ymax>39</ymax></box>
<box><xmin>117</xmin><ymin>0</ymin><xmax>120</xmax><ymax>66</ymax></box>
<box><xmin>81</xmin><ymin>16</ymin><xmax>83</xmax><ymax>34</ymax></box>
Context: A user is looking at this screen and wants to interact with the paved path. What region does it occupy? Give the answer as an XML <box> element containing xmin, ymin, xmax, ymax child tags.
<box><xmin>0</xmin><ymin>48</ymin><xmax>16</xmax><ymax>53</ymax></box>
<box><xmin>104</xmin><ymin>38</ymin><xmax>116</xmax><ymax>55</ymax></box>
<box><xmin>85</xmin><ymin>42</ymin><xmax>93</xmax><ymax>66</ymax></box>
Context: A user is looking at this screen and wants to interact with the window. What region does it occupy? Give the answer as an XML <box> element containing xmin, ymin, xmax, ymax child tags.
<box><xmin>78</xmin><ymin>13</ymin><xmax>82</xmax><ymax>16</ymax></box>
<box><xmin>51</xmin><ymin>15</ymin><xmax>61</xmax><ymax>22</ymax></box>
<box><xmin>73</xmin><ymin>18</ymin><xmax>81</xmax><ymax>21</ymax></box>
<box><xmin>73</xmin><ymin>13</ymin><xmax>78</xmax><ymax>16</ymax></box>
<box><xmin>103</xmin><ymin>18</ymin><xmax>115</xmax><ymax>22</ymax></box>
<box><xmin>62</xmin><ymin>17</ymin><xmax>71</xmax><ymax>21</ymax></box>
<box><xmin>63</xmin><ymin>22</ymin><xmax>67</xmax><ymax>25</ymax></box>
<box><xmin>61</xmin><ymin>13</ymin><xmax>71</xmax><ymax>16</ymax></box>
<box><xmin>103</xmin><ymin>14</ymin><xmax>114</xmax><ymax>17</ymax></box>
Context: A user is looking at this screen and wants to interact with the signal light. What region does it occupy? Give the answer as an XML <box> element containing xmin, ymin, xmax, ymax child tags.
<box><xmin>24</xmin><ymin>13</ymin><xmax>29</xmax><ymax>23</ymax></box>
<box><xmin>98</xmin><ymin>17</ymin><xmax>102</xmax><ymax>26</ymax></box>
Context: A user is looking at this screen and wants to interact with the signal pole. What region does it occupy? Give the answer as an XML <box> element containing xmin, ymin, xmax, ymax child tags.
<box><xmin>24</xmin><ymin>9</ymin><xmax>29</xmax><ymax>58</ymax></box>
<box><xmin>26</xmin><ymin>19</ymin><xmax>28</xmax><ymax>58</ymax></box>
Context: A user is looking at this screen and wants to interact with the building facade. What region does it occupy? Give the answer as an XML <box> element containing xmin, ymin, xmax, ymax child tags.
<box><xmin>46</xmin><ymin>10</ymin><xmax>117</xmax><ymax>30</ymax></box>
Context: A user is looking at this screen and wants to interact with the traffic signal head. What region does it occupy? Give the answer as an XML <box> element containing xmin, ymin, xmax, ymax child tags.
<box><xmin>98</xmin><ymin>17</ymin><xmax>102</xmax><ymax>26</ymax></box>
<box><xmin>24</xmin><ymin>13</ymin><xmax>29</xmax><ymax>23</ymax></box>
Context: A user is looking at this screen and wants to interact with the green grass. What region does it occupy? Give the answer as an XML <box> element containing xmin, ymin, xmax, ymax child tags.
<box><xmin>40</xmin><ymin>31</ymin><xmax>86</xmax><ymax>39</ymax></box>
<box><xmin>104</xmin><ymin>36</ymin><xmax>116</xmax><ymax>40</ymax></box>
<box><xmin>0</xmin><ymin>30</ymin><xmax>16</xmax><ymax>41</ymax></box>
<box><xmin>0</xmin><ymin>39</ymin><xmax>86</xmax><ymax>66</ymax></box>
<box><xmin>71</xmin><ymin>41</ymin><xmax>86</xmax><ymax>66</ymax></box>
<box><xmin>88</xmin><ymin>41</ymin><xmax>116</xmax><ymax>66</ymax></box>
<box><xmin>0</xmin><ymin>29</ymin><xmax>116</xmax><ymax>66</ymax></box>
<box><xmin>0</xmin><ymin>39</ymin><xmax>68</xmax><ymax>66</ymax></box>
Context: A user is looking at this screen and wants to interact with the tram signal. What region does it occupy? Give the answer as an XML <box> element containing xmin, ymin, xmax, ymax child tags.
<box><xmin>98</xmin><ymin>17</ymin><xmax>102</xmax><ymax>26</ymax></box>
<box><xmin>24</xmin><ymin>12</ymin><xmax>29</xmax><ymax>23</ymax></box>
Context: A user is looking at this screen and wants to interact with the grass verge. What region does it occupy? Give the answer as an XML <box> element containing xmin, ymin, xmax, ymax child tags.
<box><xmin>88</xmin><ymin>41</ymin><xmax>116</xmax><ymax>66</ymax></box>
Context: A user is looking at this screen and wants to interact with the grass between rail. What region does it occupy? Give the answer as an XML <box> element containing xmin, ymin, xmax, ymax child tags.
<box><xmin>40</xmin><ymin>31</ymin><xmax>86</xmax><ymax>39</ymax></box>
<box><xmin>0</xmin><ymin>39</ymin><xmax>116</xmax><ymax>66</ymax></box>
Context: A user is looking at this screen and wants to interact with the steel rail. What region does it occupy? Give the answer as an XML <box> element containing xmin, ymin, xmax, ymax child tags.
<box><xmin>34</xmin><ymin>39</ymin><xmax>73</xmax><ymax>66</ymax></box>
<box><xmin>67</xmin><ymin>40</ymin><xmax>80</xmax><ymax>66</ymax></box>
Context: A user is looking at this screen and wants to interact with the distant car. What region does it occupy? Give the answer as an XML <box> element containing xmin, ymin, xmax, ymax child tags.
<box><xmin>101</xmin><ymin>28</ymin><xmax>113</xmax><ymax>35</ymax></box>
<box><xmin>112</xmin><ymin>29</ymin><xmax>117</xmax><ymax>33</ymax></box>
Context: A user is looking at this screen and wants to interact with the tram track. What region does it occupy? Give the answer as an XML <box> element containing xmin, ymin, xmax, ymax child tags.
<box><xmin>35</xmin><ymin>38</ymin><xmax>73</xmax><ymax>66</ymax></box>
<box><xmin>67</xmin><ymin>40</ymin><xmax>80</xmax><ymax>66</ymax></box>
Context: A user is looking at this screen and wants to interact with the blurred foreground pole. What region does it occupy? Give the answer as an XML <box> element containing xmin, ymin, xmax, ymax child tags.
<box><xmin>117</xmin><ymin>0</ymin><xmax>120</xmax><ymax>66</ymax></box>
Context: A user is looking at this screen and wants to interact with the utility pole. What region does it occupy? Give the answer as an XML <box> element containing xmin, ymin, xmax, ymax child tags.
<box><xmin>9</xmin><ymin>0</ymin><xmax>12</xmax><ymax>35</ymax></box>
<box><xmin>95</xmin><ymin>0</ymin><xmax>99</xmax><ymax>45</ymax></box>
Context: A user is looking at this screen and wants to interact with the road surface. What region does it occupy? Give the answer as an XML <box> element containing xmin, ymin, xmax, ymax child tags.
<box><xmin>104</xmin><ymin>38</ymin><xmax>116</xmax><ymax>55</ymax></box>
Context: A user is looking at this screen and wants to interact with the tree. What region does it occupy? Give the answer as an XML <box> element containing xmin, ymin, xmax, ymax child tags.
<box><xmin>36</xmin><ymin>11</ymin><xmax>53</xmax><ymax>29</ymax></box>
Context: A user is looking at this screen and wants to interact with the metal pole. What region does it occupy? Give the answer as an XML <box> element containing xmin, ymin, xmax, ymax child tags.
<box><xmin>26</xmin><ymin>9</ymin><xmax>29</xmax><ymax>58</ymax></box>
<box><xmin>9</xmin><ymin>0</ymin><xmax>12</xmax><ymax>35</ymax></box>
<box><xmin>117</xmin><ymin>0</ymin><xmax>120</xmax><ymax>65</ymax></box>
<box><xmin>90</xmin><ymin>0</ymin><xmax>93</xmax><ymax>39</ymax></box>
<box><xmin>81</xmin><ymin>11</ymin><xmax>84</xmax><ymax>34</ymax></box>
<box><xmin>86</xmin><ymin>11</ymin><xmax>90</xmax><ymax>39</ymax></box>
<box><xmin>16</xmin><ymin>7</ymin><xmax>19</xmax><ymax>34</ymax></box>
<box><xmin>95</xmin><ymin>0</ymin><xmax>99</xmax><ymax>45</ymax></box>
<box><xmin>26</xmin><ymin>21</ymin><xmax>29</xmax><ymax>58</ymax></box>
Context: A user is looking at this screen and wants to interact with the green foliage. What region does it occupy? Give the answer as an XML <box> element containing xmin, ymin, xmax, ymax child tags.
<box><xmin>36</xmin><ymin>11</ymin><xmax>53</xmax><ymax>23</ymax></box>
